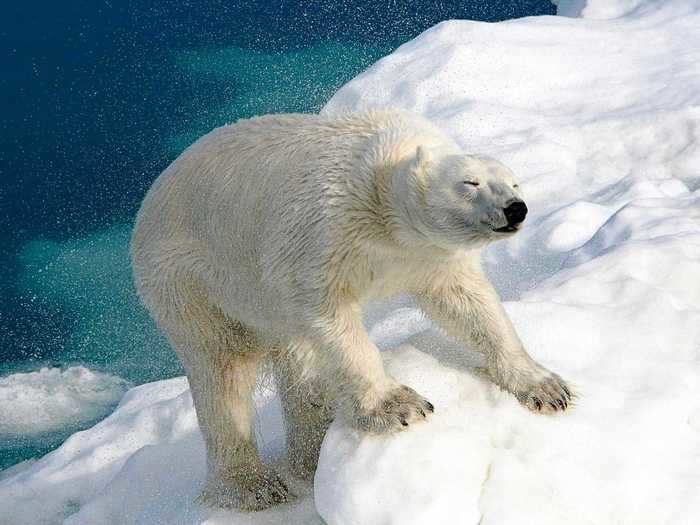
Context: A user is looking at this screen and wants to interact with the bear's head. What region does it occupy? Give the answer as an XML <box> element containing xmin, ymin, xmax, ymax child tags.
<box><xmin>391</xmin><ymin>147</ymin><xmax>527</xmax><ymax>250</ymax></box>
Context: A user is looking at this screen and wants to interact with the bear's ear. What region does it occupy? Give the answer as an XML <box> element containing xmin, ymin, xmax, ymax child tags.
<box><xmin>411</xmin><ymin>146</ymin><xmax>432</xmax><ymax>180</ymax></box>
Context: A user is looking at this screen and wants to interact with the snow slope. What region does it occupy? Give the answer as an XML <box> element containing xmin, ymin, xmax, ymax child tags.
<box><xmin>2</xmin><ymin>1</ymin><xmax>700</xmax><ymax>523</ymax></box>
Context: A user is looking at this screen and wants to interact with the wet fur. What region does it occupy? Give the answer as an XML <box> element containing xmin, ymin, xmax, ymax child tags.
<box><xmin>130</xmin><ymin>109</ymin><xmax>572</xmax><ymax>510</ymax></box>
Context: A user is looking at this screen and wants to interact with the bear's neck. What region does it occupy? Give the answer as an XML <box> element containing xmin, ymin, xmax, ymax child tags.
<box><xmin>381</xmin><ymin>158</ymin><xmax>437</xmax><ymax>251</ymax></box>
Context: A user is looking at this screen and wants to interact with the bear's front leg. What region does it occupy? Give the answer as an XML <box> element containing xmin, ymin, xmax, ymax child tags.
<box><xmin>311</xmin><ymin>309</ymin><xmax>434</xmax><ymax>432</ymax></box>
<box><xmin>417</xmin><ymin>271</ymin><xmax>573</xmax><ymax>414</ymax></box>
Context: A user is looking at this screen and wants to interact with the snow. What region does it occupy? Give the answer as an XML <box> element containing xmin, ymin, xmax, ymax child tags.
<box><xmin>2</xmin><ymin>0</ymin><xmax>700</xmax><ymax>523</ymax></box>
<box><xmin>0</xmin><ymin>367</ymin><xmax>129</xmax><ymax>437</ymax></box>
<box><xmin>553</xmin><ymin>0</ymin><xmax>655</xmax><ymax>19</ymax></box>
<box><xmin>0</xmin><ymin>378</ymin><xmax>319</xmax><ymax>525</ymax></box>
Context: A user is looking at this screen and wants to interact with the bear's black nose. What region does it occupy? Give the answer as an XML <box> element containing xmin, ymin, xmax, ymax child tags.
<box><xmin>503</xmin><ymin>200</ymin><xmax>528</xmax><ymax>225</ymax></box>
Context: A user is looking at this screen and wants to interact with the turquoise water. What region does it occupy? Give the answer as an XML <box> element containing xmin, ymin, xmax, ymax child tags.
<box><xmin>0</xmin><ymin>1</ymin><xmax>556</xmax><ymax>469</ymax></box>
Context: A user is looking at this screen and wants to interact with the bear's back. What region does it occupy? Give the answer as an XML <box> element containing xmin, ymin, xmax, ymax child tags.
<box><xmin>131</xmin><ymin>112</ymin><xmax>381</xmax><ymax>324</ymax></box>
<box><xmin>131</xmin><ymin>109</ymin><xmax>454</xmax><ymax>328</ymax></box>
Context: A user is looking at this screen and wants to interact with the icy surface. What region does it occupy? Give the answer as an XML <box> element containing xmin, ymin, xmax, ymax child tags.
<box><xmin>0</xmin><ymin>367</ymin><xmax>129</xmax><ymax>437</ymax></box>
<box><xmin>2</xmin><ymin>1</ymin><xmax>700</xmax><ymax>523</ymax></box>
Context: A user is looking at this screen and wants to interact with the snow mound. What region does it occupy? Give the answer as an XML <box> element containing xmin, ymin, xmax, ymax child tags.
<box><xmin>0</xmin><ymin>367</ymin><xmax>130</xmax><ymax>438</ymax></box>
<box><xmin>2</xmin><ymin>1</ymin><xmax>700</xmax><ymax>524</ymax></box>
<box><xmin>317</xmin><ymin>314</ymin><xmax>700</xmax><ymax>524</ymax></box>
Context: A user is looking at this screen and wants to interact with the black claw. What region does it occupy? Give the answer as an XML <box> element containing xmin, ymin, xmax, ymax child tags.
<box><xmin>425</xmin><ymin>401</ymin><xmax>435</xmax><ymax>413</ymax></box>
<box><xmin>563</xmin><ymin>385</ymin><xmax>571</xmax><ymax>398</ymax></box>
<box><xmin>549</xmin><ymin>401</ymin><xmax>558</xmax><ymax>411</ymax></box>
<box><xmin>533</xmin><ymin>397</ymin><xmax>542</xmax><ymax>410</ymax></box>
<box><xmin>399</xmin><ymin>417</ymin><xmax>408</xmax><ymax>426</ymax></box>
<box><xmin>557</xmin><ymin>399</ymin><xmax>566</xmax><ymax>410</ymax></box>
<box><xmin>418</xmin><ymin>408</ymin><xmax>426</xmax><ymax>417</ymax></box>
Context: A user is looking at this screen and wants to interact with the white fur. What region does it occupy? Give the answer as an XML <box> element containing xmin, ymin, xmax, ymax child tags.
<box><xmin>130</xmin><ymin>109</ymin><xmax>572</xmax><ymax>510</ymax></box>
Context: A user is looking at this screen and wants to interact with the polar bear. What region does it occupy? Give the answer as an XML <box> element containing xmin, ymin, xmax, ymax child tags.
<box><xmin>130</xmin><ymin>109</ymin><xmax>572</xmax><ymax>510</ymax></box>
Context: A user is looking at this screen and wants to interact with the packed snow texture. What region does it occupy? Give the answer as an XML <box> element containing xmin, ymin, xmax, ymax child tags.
<box><xmin>2</xmin><ymin>0</ymin><xmax>700</xmax><ymax>523</ymax></box>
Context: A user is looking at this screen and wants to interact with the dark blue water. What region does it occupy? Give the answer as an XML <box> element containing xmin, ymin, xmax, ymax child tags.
<box><xmin>0</xmin><ymin>1</ymin><xmax>556</xmax><ymax>469</ymax></box>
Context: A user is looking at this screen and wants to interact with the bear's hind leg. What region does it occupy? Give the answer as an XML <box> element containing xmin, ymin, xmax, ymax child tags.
<box><xmin>157</xmin><ymin>281</ymin><xmax>292</xmax><ymax>510</ymax></box>
<box><xmin>191</xmin><ymin>350</ymin><xmax>292</xmax><ymax>510</ymax></box>
<box><xmin>275</xmin><ymin>352</ymin><xmax>335</xmax><ymax>480</ymax></box>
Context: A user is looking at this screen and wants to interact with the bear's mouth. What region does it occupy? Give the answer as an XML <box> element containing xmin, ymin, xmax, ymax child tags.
<box><xmin>493</xmin><ymin>225</ymin><xmax>519</xmax><ymax>233</ymax></box>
